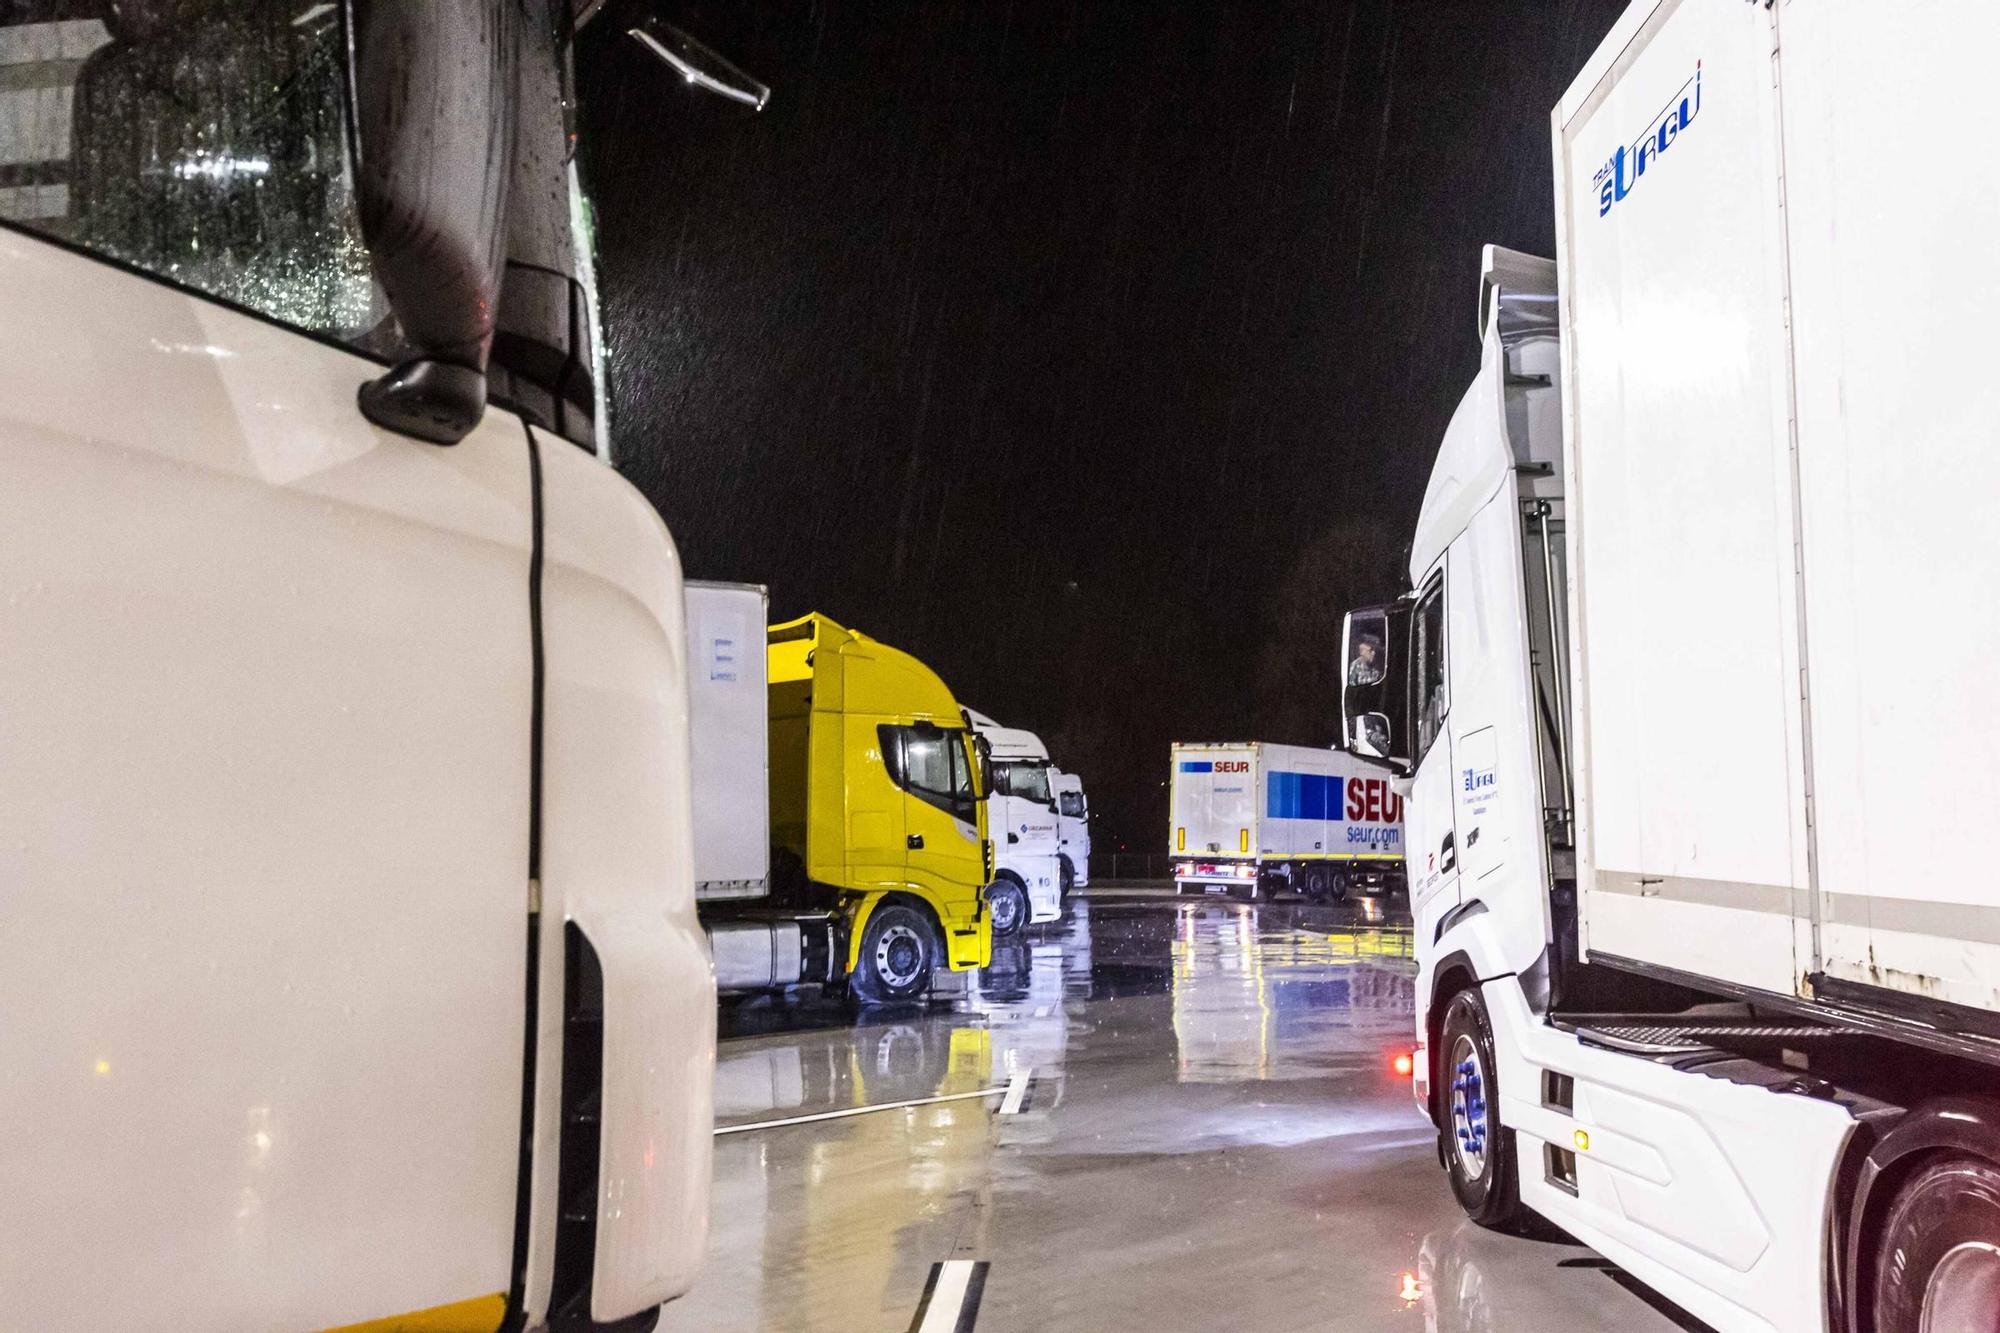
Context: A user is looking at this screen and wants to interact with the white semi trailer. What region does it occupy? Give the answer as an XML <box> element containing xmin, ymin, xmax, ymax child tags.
<box><xmin>1169</xmin><ymin>742</ymin><xmax>1405</xmax><ymax>900</ymax></box>
<box><xmin>2</xmin><ymin>4</ymin><xmax>730</xmax><ymax>1329</ymax></box>
<box><xmin>1340</xmin><ymin>3</ymin><xmax>2000</xmax><ymax>1330</ymax></box>
<box><xmin>967</xmin><ymin>710</ymin><xmax>1064</xmax><ymax>935</ymax></box>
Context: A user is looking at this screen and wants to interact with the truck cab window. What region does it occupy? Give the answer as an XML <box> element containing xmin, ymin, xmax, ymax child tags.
<box><xmin>879</xmin><ymin>724</ymin><xmax>978</xmax><ymax>823</ymax></box>
<box><xmin>1059</xmin><ymin>791</ymin><xmax>1084</xmax><ymax>819</ymax></box>
<box><xmin>1</xmin><ymin>4</ymin><xmax>393</xmax><ymax>351</ymax></box>
<box><xmin>1413</xmin><ymin>577</ymin><xmax>1448</xmax><ymax>761</ymax></box>
<box><xmin>994</xmin><ymin>760</ymin><xmax>1054</xmax><ymax>807</ymax></box>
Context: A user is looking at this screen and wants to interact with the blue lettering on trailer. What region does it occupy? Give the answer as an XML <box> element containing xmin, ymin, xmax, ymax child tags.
<box><xmin>1179</xmin><ymin>761</ymin><xmax>1213</xmax><ymax>773</ymax></box>
<box><xmin>1594</xmin><ymin>62</ymin><xmax>1702</xmax><ymax>218</ymax></box>
<box><xmin>1266</xmin><ymin>772</ymin><xmax>1340</xmax><ymax>821</ymax></box>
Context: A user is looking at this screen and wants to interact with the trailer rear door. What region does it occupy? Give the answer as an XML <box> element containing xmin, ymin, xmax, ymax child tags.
<box><xmin>1170</xmin><ymin>746</ymin><xmax>1257</xmax><ymax>858</ymax></box>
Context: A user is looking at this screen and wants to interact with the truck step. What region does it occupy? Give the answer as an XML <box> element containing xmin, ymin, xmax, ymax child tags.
<box><xmin>1559</xmin><ymin>1015</ymin><xmax>1867</xmax><ymax>1057</ymax></box>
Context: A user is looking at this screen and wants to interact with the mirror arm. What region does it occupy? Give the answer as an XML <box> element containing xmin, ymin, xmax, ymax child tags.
<box><xmin>350</xmin><ymin>0</ymin><xmax>516</xmax><ymax>444</ymax></box>
<box><xmin>629</xmin><ymin>19</ymin><xmax>771</xmax><ymax>111</ymax></box>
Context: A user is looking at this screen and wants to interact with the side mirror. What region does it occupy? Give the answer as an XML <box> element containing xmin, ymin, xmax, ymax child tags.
<box><xmin>1352</xmin><ymin>711</ymin><xmax>1392</xmax><ymax>760</ymax></box>
<box><xmin>1341</xmin><ymin>601</ymin><xmax>1414</xmax><ymax>773</ymax></box>
<box><xmin>628</xmin><ymin>17</ymin><xmax>772</xmax><ymax>110</ymax></box>
<box><xmin>350</xmin><ymin>0</ymin><xmax>516</xmax><ymax>444</ymax></box>
<box><xmin>969</xmin><ymin>734</ymin><xmax>994</xmax><ymax>801</ymax></box>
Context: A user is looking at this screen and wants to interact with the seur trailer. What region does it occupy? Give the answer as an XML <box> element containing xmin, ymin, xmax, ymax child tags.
<box><xmin>1168</xmin><ymin>742</ymin><xmax>1405</xmax><ymax>900</ymax></box>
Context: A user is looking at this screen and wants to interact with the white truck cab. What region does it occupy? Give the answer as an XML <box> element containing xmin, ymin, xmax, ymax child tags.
<box><xmin>1051</xmin><ymin>768</ymin><xmax>1091</xmax><ymax>894</ymax></box>
<box><xmin>2</xmin><ymin>6</ymin><xmax>722</xmax><ymax>1329</ymax></box>
<box><xmin>967</xmin><ymin>710</ymin><xmax>1063</xmax><ymax>934</ymax></box>
<box><xmin>1341</xmin><ymin>3</ymin><xmax>2000</xmax><ymax>1328</ymax></box>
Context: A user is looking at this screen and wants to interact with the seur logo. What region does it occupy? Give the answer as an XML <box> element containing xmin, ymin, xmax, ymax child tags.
<box><xmin>1462</xmin><ymin>767</ymin><xmax>1495</xmax><ymax>794</ymax></box>
<box><xmin>1595</xmin><ymin>62</ymin><xmax>1702</xmax><ymax>218</ymax></box>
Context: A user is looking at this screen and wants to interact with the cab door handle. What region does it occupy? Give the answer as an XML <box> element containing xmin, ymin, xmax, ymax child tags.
<box><xmin>907</xmin><ymin>833</ymin><xmax>924</xmax><ymax>849</ymax></box>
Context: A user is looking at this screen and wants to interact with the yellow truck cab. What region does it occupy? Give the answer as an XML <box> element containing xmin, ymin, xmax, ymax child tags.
<box><xmin>768</xmin><ymin>613</ymin><xmax>994</xmax><ymax>1001</ymax></box>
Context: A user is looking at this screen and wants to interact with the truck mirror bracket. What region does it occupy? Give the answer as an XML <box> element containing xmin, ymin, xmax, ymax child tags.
<box><xmin>356</xmin><ymin>361</ymin><xmax>489</xmax><ymax>447</ymax></box>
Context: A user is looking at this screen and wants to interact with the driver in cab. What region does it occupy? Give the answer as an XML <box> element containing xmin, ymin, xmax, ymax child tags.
<box><xmin>1348</xmin><ymin>635</ymin><xmax>1384</xmax><ymax>687</ymax></box>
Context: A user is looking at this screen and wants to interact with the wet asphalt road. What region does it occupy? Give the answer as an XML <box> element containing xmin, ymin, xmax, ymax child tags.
<box><xmin>664</xmin><ymin>890</ymin><xmax>1709</xmax><ymax>1333</ymax></box>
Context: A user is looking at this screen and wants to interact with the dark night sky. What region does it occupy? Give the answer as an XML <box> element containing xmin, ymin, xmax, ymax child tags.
<box><xmin>578</xmin><ymin>1</ymin><xmax>1626</xmax><ymax>853</ymax></box>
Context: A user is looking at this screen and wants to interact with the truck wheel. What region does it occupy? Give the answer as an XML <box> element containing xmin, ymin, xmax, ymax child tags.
<box><xmin>1439</xmin><ymin>989</ymin><xmax>1522</xmax><ymax>1229</ymax></box>
<box><xmin>1328</xmin><ymin>869</ymin><xmax>1350</xmax><ymax>903</ymax></box>
<box><xmin>1871</xmin><ymin>1156</ymin><xmax>2000</xmax><ymax>1333</ymax></box>
<box><xmin>986</xmin><ymin>877</ymin><xmax>1028</xmax><ymax>939</ymax></box>
<box><xmin>851</xmin><ymin>904</ymin><xmax>936</xmax><ymax>1004</ymax></box>
<box><xmin>1058</xmin><ymin>856</ymin><xmax>1076</xmax><ymax>901</ymax></box>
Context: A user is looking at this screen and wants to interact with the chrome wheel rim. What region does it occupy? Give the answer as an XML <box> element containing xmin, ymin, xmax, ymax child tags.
<box><xmin>1921</xmin><ymin>1241</ymin><xmax>2000</xmax><ymax>1333</ymax></box>
<box><xmin>989</xmin><ymin>885</ymin><xmax>1022</xmax><ymax>934</ymax></box>
<box><xmin>1448</xmin><ymin>1033</ymin><xmax>1489</xmax><ymax>1179</ymax></box>
<box><xmin>874</xmin><ymin>923</ymin><xmax>926</xmax><ymax>989</ymax></box>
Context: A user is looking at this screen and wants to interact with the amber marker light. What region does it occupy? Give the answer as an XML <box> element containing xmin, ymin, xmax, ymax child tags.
<box><xmin>1392</xmin><ymin>1051</ymin><xmax>1415</xmax><ymax>1077</ymax></box>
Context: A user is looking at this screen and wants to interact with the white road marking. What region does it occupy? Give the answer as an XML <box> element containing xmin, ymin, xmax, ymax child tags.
<box><xmin>997</xmin><ymin>1067</ymin><xmax>1034</xmax><ymax>1116</ymax></box>
<box><xmin>911</xmin><ymin>1259</ymin><xmax>988</xmax><ymax>1333</ymax></box>
<box><xmin>714</xmin><ymin>1085</ymin><xmax>1007</xmax><ymax>1136</ymax></box>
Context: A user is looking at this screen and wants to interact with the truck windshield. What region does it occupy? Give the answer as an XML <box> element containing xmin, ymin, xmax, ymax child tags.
<box><xmin>1</xmin><ymin>4</ymin><xmax>393</xmax><ymax>351</ymax></box>
<box><xmin>993</xmin><ymin>760</ymin><xmax>1054</xmax><ymax>807</ymax></box>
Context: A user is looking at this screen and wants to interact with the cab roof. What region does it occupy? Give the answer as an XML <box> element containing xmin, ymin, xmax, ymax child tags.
<box><xmin>768</xmin><ymin>612</ymin><xmax>965</xmax><ymax>722</ymax></box>
<box><xmin>964</xmin><ymin>708</ymin><xmax>1051</xmax><ymax>761</ymax></box>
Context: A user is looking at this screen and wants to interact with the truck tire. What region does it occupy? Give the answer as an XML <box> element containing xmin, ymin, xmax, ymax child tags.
<box><xmin>851</xmin><ymin>904</ymin><xmax>936</xmax><ymax>1005</ymax></box>
<box><xmin>1304</xmin><ymin>865</ymin><xmax>1345</xmax><ymax>902</ymax></box>
<box><xmin>1870</xmin><ymin>1155</ymin><xmax>2000</xmax><ymax>1333</ymax></box>
<box><xmin>1058</xmin><ymin>855</ymin><xmax>1076</xmax><ymax>901</ymax></box>
<box><xmin>1439</xmin><ymin>988</ymin><xmax>1522</xmax><ymax>1230</ymax></box>
<box><xmin>987</xmin><ymin>875</ymin><xmax>1028</xmax><ymax>938</ymax></box>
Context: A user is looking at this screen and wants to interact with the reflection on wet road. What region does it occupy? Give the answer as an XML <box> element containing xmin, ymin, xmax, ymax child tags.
<box><xmin>667</xmin><ymin>893</ymin><xmax>1708</xmax><ymax>1333</ymax></box>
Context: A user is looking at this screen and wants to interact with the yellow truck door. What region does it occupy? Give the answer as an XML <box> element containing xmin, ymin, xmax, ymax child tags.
<box><xmin>894</xmin><ymin>725</ymin><xmax>988</xmax><ymax>900</ymax></box>
<box><xmin>842</xmin><ymin>709</ymin><xmax>909</xmax><ymax>889</ymax></box>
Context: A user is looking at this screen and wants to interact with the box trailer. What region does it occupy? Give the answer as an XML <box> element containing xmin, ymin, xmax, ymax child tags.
<box><xmin>688</xmin><ymin>582</ymin><xmax>772</xmax><ymax>902</ymax></box>
<box><xmin>1168</xmin><ymin>742</ymin><xmax>1405</xmax><ymax>899</ymax></box>
<box><xmin>1339</xmin><ymin>3</ymin><xmax>2000</xmax><ymax>1329</ymax></box>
